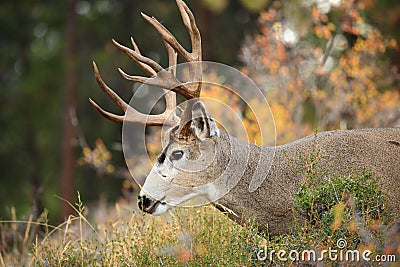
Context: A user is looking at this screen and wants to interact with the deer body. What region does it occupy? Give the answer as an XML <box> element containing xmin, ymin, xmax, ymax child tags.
<box><xmin>214</xmin><ymin>127</ymin><xmax>400</xmax><ymax>235</ymax></box>
<box><xmin>91</xmin><ymin>0</ymin><xmax>400</xmax><ymax>237</ymax></box>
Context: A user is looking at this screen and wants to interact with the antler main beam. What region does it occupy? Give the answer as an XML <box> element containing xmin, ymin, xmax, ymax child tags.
<box><xmin>90</xmin><ymin>0</ymin><xmax>202</xmax><ymax>129</ymax></box>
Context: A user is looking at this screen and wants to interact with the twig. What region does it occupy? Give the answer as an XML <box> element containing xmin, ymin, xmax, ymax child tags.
<box><xmin>159</xmin><ymin>257</ymin><xmax>165</xmax><ymax>266</ymax></box>
<box><xmin>69</xmin><ymin>107</ymin><xmax>88</xmax><ymax>149</ymax></box>
<box><xmin>0</xmin><ymin>251</ymin><xmax>5</xmax><ymax>267</ymax></box>
<box><xmin>321</xmin><ymin>34</ymin><xmax>336</xmax><ymax>67</ymax></box>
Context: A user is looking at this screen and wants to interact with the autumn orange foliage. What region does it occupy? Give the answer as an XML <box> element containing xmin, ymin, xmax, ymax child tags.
<box><xmin>238</xmin><ymin>0</ymin><xmax>399</xmax><ymax>144</ymax></box>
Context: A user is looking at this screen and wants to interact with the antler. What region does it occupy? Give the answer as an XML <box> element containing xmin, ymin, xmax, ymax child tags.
<box><xmin>90</xmin><ymin>0</ymin><xmax>202</xmax><ymax>135</ymax></box>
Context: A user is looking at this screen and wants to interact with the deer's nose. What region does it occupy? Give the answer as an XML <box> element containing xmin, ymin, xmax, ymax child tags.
<box><xmin>138</xmin><ymin>194</ymin><xmax>160</xmax><ymax>214</ymax></box>
<box><xmin>138</xmin><ymin>195</ymin><xmax>150</xmax><ymax>210</ymax></box>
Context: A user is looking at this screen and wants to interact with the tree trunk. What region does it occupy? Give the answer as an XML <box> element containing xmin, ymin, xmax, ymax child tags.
<box><xmin>61</xmin><ymin>0</ymin><xmax>78</xmax><ymax>219</ymax></box>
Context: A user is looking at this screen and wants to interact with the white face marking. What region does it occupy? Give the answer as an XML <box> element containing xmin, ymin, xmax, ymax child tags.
<box><xmin>151</xmin><ymin>203</ymin><xmax>170</xmax><ymax>215</ymax></box>
<box><xmin>204</xmin><ymin>183</ymin><xmax>219</xmax><ymax>201</ymax></box>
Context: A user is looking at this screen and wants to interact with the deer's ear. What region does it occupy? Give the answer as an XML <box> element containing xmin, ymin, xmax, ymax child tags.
<box><xmin>191</xmin><ymin>102</ymin><xmax>219</xmax><ymax>141</ymax></box>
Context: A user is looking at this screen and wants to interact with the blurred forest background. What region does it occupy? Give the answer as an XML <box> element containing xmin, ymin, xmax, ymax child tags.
<box><xmin>1</xmin><ymin>0</ymin><xmax>399</xmax><ymax>224</ymax></box>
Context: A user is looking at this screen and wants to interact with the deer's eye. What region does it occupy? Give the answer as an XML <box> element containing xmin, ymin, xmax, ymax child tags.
<box><xmin>170</xmin><ymin>150</ymin><xmax>184</xmax><ymax>161</ymax></box>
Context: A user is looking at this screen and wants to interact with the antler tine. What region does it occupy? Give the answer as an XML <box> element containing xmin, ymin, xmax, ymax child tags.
<box><xmin>112</xmin><ymin>39</ymin><xmax>164</xmax><ymax>74</ymax></box>
<box><xmin>93</xmin><ymin>62</ymin><xmax>129</xmax><ymax>113</ymax></box>
<box><xmin>89</xmin><ymin>98</ymin><xmax>124</xmax><ymax>123</ymax></box>
<box><xmin>113</xmin><ymin>37</ymin><xmax>198</xmax><ymax>99</ymax></box>
<box><xmin>164</xmin><ymin>42</ymin><xmax>178</xmax><ymax>112</ymax></box>
<box><xmin>130</xmin><ymin>37</ymin><xmax>157</xmax><ymax>76</ymax></box>
<box><xmin>141</xmin><ymin>1</ymin><xmax>201</xmax><ymax>63</ymax></box>
<box><xmin>91</xmin><ymin>62</ymin><xmax>178</xmax><ymax>126</ymax></box>
<box><xmin>176</xmin><ymin>0</ymin><xmax>201</xmax><ymax>60</ymax></box>
<box><xmin>141</xmin><ymin>13</ymin><xmax>190</xmax><ymax>63</ymax></box>
<box><xmin>141</xmin><ymin>1</ymin><xmax>202</xmax><ymax>98</ymax></box>
<box><xmin>130</xmin><ymin>25</ymin><xmax>178</xmax><ymax>113</ymax></box>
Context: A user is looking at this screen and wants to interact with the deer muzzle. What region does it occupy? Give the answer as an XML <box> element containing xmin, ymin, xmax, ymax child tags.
<box><xmin>137</xmin><ymin>194</ymin><xmax>166</xmax><ymax>214</ymax></box>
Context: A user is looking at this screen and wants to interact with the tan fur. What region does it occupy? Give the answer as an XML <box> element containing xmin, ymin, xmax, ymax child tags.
<box><xmin>209</xmin><ymin>128</ymin><xmax>400</xmax><ymax>235</ymax></box>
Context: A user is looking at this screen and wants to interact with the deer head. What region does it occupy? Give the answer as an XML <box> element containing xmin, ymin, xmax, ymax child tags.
<box><xmin>137</xmin><ymin>102</ymin><xmax>224</xmax><ymax>214</ymax></box>
<box><xmin>90</xmin><ymin>0</ymin><xmax>224</xmax><ymax>214</ymax></box>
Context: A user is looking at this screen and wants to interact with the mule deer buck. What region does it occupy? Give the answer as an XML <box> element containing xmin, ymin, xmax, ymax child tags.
<box><xmin>90</xmin><ymin>0</ymin><xmax>400</xmax><ymax>235</ymax></box>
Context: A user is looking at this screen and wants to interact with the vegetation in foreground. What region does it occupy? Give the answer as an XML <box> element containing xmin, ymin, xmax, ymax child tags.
<box><xmin>1</xmin><ymin>164</ymin><xmax>398</xmax><ymax>266</ymax></box>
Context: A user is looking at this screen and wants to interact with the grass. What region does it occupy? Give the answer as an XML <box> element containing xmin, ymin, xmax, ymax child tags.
<box><xmin>2</xmin><ymin>203</ymin><xmax>265</xmax><ymax>266</ymax></box>
<box><xmin>1</xmin><ymin>163</ymin><xmax>399</xmax><ymax>266</ymax></box>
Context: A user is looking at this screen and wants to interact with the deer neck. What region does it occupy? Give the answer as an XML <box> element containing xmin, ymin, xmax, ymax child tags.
<box><xmin>213</xmin><ymin>131</ymin><xmax>300</xmax><ymax>235</ymax></box>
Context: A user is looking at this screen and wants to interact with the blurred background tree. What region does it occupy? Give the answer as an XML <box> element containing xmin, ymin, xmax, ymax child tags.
<box><xmin>0</xmin><ymin>0</ymin><xmax>398</xmax><ymax>223</ymax></box>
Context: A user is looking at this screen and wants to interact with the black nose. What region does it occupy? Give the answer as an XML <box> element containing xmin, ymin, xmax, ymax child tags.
<box><xmin>138</xmin><ymin>195</ymin><xmax>152</xmax><ymax>211</ymax></box>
